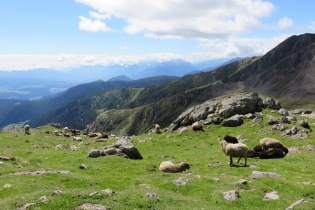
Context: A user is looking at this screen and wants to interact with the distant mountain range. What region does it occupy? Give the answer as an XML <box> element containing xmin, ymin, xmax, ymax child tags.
<box><xmin>0</xmin><ymin>58</ymin><xmax>234</xmax><ymax>100</ymax></box>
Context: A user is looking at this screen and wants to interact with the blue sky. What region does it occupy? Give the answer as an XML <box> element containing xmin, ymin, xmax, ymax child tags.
<box><xmin>0</xmin><ymin>0</ymin><xmax>314</xmax><ymax>71</ymax></box>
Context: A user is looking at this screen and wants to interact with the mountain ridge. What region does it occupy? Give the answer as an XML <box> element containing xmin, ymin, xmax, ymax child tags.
<box><xmin>1</xmin><ymin>33</ymin><xmax>315</xmax><ymax>134</ymax></box>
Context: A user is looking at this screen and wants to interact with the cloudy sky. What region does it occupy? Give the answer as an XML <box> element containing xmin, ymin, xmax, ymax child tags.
<box><xmin>0</xmin><ymin>0</ymin><xmax>314</xmax><ymax>71</ymax></box>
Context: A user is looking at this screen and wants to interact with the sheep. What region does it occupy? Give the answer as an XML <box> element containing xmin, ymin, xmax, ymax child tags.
<box><xmin>53</xmin><ymin>130</ymin><xmax>61</xmax><ymax>136</ymax></box>
<box><xmin>153</xmin><ymin>124</ymin><xmax>161</xmax><ymax>133</ymax></box>
<box><xmin>247</xmin><ymin>149</ymin><xmax>260</xmax><ymax>158</ymax></box>
<box><xmin>220</xmin><ymin>140</ymin><xmax>248</xmax><ymax>166</ymax></box>
<box><xmin>71</xmin><ymin>129</ymin><xmax>81</xmax><ymax>136</ymax></box>
<box><xmin>24</xmin><ymin>125</ymin><xmax>30</xmax><ymax>135</ymax></box>
<box><xmin>159</xmin><ymin>161</ymin><xmax>190</xmax><ymax>173</ymax></box>
<box><xmin>223</xmin><ymin>135</ymin><xmax>238</xmax><ymax>144</ymax></box>
<box><xmin>73</xmin><ymin>136</ymin><xmax>82</xmax><ymax>141</ymax></box>
<box><xmin>192</xmin><ymin>125</ymin><xmax>204</xmax><ymax>131</ymax></box>
<box><xmin>253</xmin><ymin>145</ymin><xmax>263</xmax><ymax>152</ymax></box>
<box><xmin>260</xmin><ymin>138</ymin><xmax>289</xmax><ymax>154</ymax></box>
<box><xmin>258</xmin><ymin>149</ymin><xmax>286</xmax><ymax>159</ymax></box>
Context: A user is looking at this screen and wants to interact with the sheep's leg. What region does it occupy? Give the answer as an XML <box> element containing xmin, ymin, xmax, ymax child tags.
<box><xmin>244</xmin><ymin>156</ymin><xmax>247</xmax><ymax>166</ymax></box>
<box><xmin>229</xmin><ymin>156</ymin><xmax>233</xmax><ymax>165</ymax></box>
<box><xmin>237</xmin><ymin>156</ymin><xmax>242</xmax><ymax>163</ymax></box>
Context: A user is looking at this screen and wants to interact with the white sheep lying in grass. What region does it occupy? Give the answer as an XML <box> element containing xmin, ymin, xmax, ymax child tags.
<box><xmin>259</xmin><ymin>138</ymin><xmax>288</xmax><ymax>154</ymax></box>
<box><xmin>220</xmin><ymin>140</ymin><xmax>248</xmax><ymax>166</ymax></box>
<box><xmin>159</xmin><ymin>161</ymin><xmax>190</xmax><ymax>173</ymax></box>
<box><xmin>73</xmin><ymin>136</ymin><xmax>82</xmax><ymax>141</ymax></box>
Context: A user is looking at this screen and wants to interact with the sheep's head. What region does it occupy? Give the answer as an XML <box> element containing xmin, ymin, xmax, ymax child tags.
<box><xmin>179</xmin><ymin>162</ymin><xmax>190</xmax><ymax>171</ymax></box>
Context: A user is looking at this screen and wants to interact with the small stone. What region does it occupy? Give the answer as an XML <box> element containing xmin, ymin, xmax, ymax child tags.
<box><xmin>79</xmin><ymin>164</ymin><xmax>87</xmax><ymax>170</ymax></box>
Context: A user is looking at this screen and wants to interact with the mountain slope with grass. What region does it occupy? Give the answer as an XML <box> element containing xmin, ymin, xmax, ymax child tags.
<box><xmin>0</xmin><ymin>104</ymin><xmax>314</xmax><ymax>209</ymax></box>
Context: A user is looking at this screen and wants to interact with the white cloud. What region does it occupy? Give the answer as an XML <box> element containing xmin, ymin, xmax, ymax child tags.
<box><xmin>79</xmin><ymin>16</ymin><xmax>112</xmax><ymax>32</ymax></box>
<box><xmin>0</xmin><ymin>34</ymin><xmax>291</xmax><ymax>71</ymax></box>
<box><xmin>75</xmin><ymin>0</ymin><xmax>275</xmax><ymax>39</ymax></box>
<box><xmin>197</xmin><ymin>34</ymin><xmax>291</xmax><ymax>58</ymax></box>
<box><xmin>277</xmin><ymin>17</ymin><xmax>293</xmax><ymax>29</ymax></box>
<box><xmin>89</xmin><ymin>11</ymin><xmax>110</xmax><ymax>20</ymax></box>
<box><xmin>308</xmin><ymin>21</ymin><xmax>315</xmax><ymax>30</ymax></box>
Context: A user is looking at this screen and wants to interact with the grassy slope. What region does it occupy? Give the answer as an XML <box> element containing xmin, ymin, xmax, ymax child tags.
<box><xmin>0</xmin><ymin>109</ymin><xmax>315</xmax><ymax>209</ymax></box>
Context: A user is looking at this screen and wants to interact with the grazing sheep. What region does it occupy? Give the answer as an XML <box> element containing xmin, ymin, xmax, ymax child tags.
<box><xmin>258</xmin><ymin>149</ymin><xmax>286</xmax><ymax>159</ymax></box>
<box><xmin>247</xmin><ymin>150</ymin><xmax>260</xmax><ymax>158</ymax></box>
<box><xmin>192</xmin><ymin>125</ymin><xmax>204</xmax><ymax>131</ymax></box>
<box><xmin>24</xmin><ymin>125</ymin><xmax>30</xmax><ymax>135</ymax></box>
<box><xmin>223</xmin><ymin>135</ymin><xmax>238</xmax><ymax>144</ymax></box>
<box><xmin>220</xmin><ymin>140</ymin><xmax>248</xmax><ymax>166</ymax></box>
<box><xmin>73</xmin><ymin>136</ymin><xmax>82</xmax><ymax>141</ymax></box>
<box><xmin>159</xmin><ymin>161</ymin><xmax>190</xmax><ymax>173</ymax></box>
<box><xmin>260</xmin><ymin>138</ymin><xmax>288</xmax><ymax>154</ymax></box>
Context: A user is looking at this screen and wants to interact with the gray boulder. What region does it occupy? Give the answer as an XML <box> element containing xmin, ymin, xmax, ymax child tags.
<box><xmin>264</xmin><ymin>97</ymin><xmax>281</xmax><ymax>110</ymax></box>
<box><xmin>114</xmin><ymin>136</ymin><xmax>143</xmax><ymax>160</ymax></box>
<box><xmin>87</xmin><ymin>149</ymin><xmax>101</xmax><ymax>158</ymax></box>
<box><xmin>218</xmin><ymin>92</ymin><xmax>262</xmax><ymax>118</ymax></box>
<box><xmin>222</xmin><ymin>115</ymin><xmax>243</xmax><ymax>127</ymax></box>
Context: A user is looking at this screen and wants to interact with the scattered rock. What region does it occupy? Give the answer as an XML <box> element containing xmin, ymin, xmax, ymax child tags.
<box><xmin>222</xmin><ymin>190</ymin><xmax>240</xmax><ymax>201</ymax></box>
<box><xmin>52</xmin><ymin>189</ymin><xmax>63</xmax><ymax>196</ymax></box>
<box><xmin>55</xmin><ymin>144</ymin><xmax>63</xmax><ymax>150</ymax></box>
<box><xmin>278</xmin><ymin>108</ymin><xmax>289</xmax><ymax>116</ymax></box>
<box><xmin>71</xmin><ymin>145</ymin><xmax>78</xmax><ymax>151</ymax></box>
<box><xmin>299</xmin><ymin>120</ymin><xmax>310</xmax><ymax>129</ymax></box>
<box><xmin>4</xmin><ymin>184</ymin><xmax>12</xmax><ymax>188</ymax></box>
<box><xmin>79</xmin><ymin>164</ymin><xmax>87</xmax><ymax>170</ymax></box>
<box><xmin>39</xmin><ymin>196</ymin><xmax>49</xmax><ymax>202</ymax></box>
<box><xmin>233</xmin><ymin>179</ymin><xmax>248</xmax><ymax>185</ymax></box>
<box><xmin>89</xmin><ymin>192</ymin><xmax>98</xmax><ymax>196</ymax></box>
<box><xmin>252</xmin><ymin>171</ymin><xmax>284</xmax><ymax>179</ymax></box>
<box><xmin>146</xmin><ymin>193</ymin><xmax>158</xmax><ymax>198</ymax></box>
<box><xmin>175</xmin><ymin>177</ymin><xmax>186</xmax><ymax>185</ymax></box>
<box><xmin>288</xmin><ymin>147</ymin><xmax>300</xmax><ymax>154</ymax></box>
<box><xmin>75</xmin><ymin>203</ymin><xmax>110</xmax><ymax>210</ymax></box>
<box><xmin>87</xmin><ymin>149</ymin><xmax>101</xmax><ymax>158</ymax></box>
<box><xmin>285</xmin><ymin>199</ymin><xmax>308</xmax><ymax>210</ymax></box>
<box><xmin>12</xmin><ymin>170</ymin><xmax>71</xmax><ymax>176</ymax></box>
<box><xmin>263</xmin><ymin>191</ymin><xmax>279</xmax><ymax>200</ymax></box>
<box><xmin>102</xmin><ymin>189</ymin><xmax>115</xmax><ymax>196</ymax></box>
<box><xmin>213</xmin><ymin>177</ymin><xmax>220</xmax><ymax>182</ymax></box>
<box><xmin>18</xmin><ymin>203</ymin><xmax>36</xmax><ymax>210</ymax></box>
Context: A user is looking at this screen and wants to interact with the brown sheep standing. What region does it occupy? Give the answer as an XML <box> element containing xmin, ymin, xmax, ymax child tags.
<box><xmin>159</xmin><ymin>161</ymin><xmax>190</xmax><ymax>173</ymax></box>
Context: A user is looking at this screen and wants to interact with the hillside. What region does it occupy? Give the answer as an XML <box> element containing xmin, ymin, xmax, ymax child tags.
<box><xmin>83</xmin><ymin>33</ymin><xmax>315</xmax><ymax>135</ymax></box>
<box><xmin>0</xmin><ymin>99</ymin><xmax>314</xmax><ymax>209</ymax></box>
<box><xmin>0</xmin><ymin>76</ymin><xmax>179</xmax><ymax>128</ymax></box>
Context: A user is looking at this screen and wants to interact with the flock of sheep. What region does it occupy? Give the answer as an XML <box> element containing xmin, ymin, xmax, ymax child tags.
<box><xmin>24</xmin><ymin>123</ymin><xmax>288</xmax><ymax>173</ymax></box>
<box><xmin>159</xmin><ymin>133</ymin><xmax>289</xmax><ymax>173</ymax></box>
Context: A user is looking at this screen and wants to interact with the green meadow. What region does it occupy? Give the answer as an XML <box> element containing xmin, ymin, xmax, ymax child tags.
<box><xmin>0</xmin><ymin>109</ymin><xmax>314</xmax><ymax>209</ymax></box>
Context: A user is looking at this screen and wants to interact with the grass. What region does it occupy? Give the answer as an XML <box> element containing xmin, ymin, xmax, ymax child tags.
<box><xmin>0</xmin><ymin>109</ymin><xmax>315</xmax><ymax>209</ymax></box>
